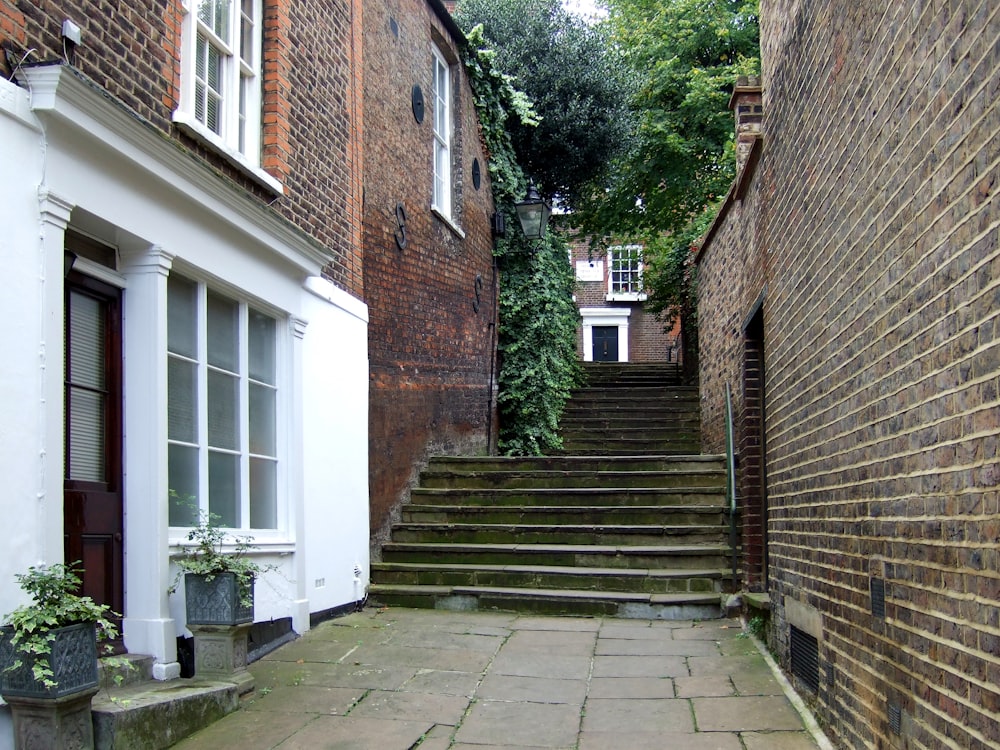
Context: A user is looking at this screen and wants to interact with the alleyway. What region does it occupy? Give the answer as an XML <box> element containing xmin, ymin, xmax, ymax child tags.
<box><xmin>172</xmin><ymin>607</ymin><xmax>826</xmax><ymax>750</ymax></box>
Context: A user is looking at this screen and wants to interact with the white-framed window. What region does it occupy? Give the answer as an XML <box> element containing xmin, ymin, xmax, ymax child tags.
<box><xmin>174</xmin><ymin>0</ymin><xmax>263</xmax><ymax>167</ymax></box>
<box><xmin>607</xmin><ymin>244</ymin><xmax>646</xmax><ymax>301</ymax></box>
<box><xmin>167</xmin><ymin>273</ymin><xmax>280</xmax><ymax>531</ymax></box>
<box><xmin>432</xmin><ymin>47</ymin><xmax>452</xmax><ymax>218</ymax></box>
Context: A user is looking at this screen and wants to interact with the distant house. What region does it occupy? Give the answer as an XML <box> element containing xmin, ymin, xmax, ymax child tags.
<box><xmin>696</xmin><ymin>3</ymin><xmax>999</xmax><ymax>748</ymax></box>
<box><xmin>362</xmin><ymin>0</ymin><xmax>499</xmax><ymax>553</ymax></box>
<box><xmin>569</xmin><ymin>235</ymin><xmax>680</xmax><ymax>364</ymax></box>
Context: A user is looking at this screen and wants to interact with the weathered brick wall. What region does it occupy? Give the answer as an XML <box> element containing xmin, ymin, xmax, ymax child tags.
<box><xmin>2</xmin><ymin>0</ymin><xmax>363</xmax><ymax>297</ymax></box>
<box><xmin>699</xmin><ymin>1</ymin><xmax>1000</xmax><ymax>747</ymax></box>
<box><xmin>363</xmin><ymin>0</ymin><xmax>497</xmax><ymax>545</ymax></box>
<box><xmin>568</xmin><ymin>236</ymin><xmax>678</xmax><ymax>362</ymax></box>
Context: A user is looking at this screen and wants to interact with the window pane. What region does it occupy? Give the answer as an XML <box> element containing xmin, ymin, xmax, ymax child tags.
<box><xmin>249</xmin><ymin>383</ymin><xmax>275</xmax><ymax>456</ymax></box>
<box><xmin>168</xmin><ymin>274</ymin><xmax>198</xmax><ymax>358</ymax></box>
<box><xmin>168</xmin><ymin>444</ymin><xmax>199</xmax><ymax>526</ymax></box>
<box><xmin>68</xmin><ymin>293</ymin><xmax>105</xmax><ymax>389</ymax></box>
<box><xmin>240</xmin><ymin>0</ymin><xmax>254</xmax><ymax>66</ymax></box>
<box><xmin>168</xmin><ymin>357</ymin><xmax>198</xmax><ymax>442</ymax></box>
<box><xmin>68</xmin><ymin>387</ymin><xmax>105</xmax><ymax>482</ymax></box>
<box><xmin>249</xmin><ymin>457</ymin><xmax>276</xmax><ymax>529</ymax></box>
<box><xmin>207</xmin><ymin>291</ymin><xmax>238</xmax><ymax>371</ymax></box>
<box><xmin>248</xmin><ymin>308</ymin><xmax>275</xmax><ymax>384</ymax></box>
<box><xmin>207</xmin><ymin>369</ymin><xmax>239</xmax><ymax>450</ymax></box>
<box><xmin>209</xmin><ymin>450</ymin><xmax>240</xmax><ymax>527</ymax></box>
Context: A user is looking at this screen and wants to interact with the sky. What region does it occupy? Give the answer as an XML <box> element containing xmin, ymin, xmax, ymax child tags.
<box><xmin>563</xmin><ymin>0</ymin><xmax>608</xmax><ymax>20</ymax></box>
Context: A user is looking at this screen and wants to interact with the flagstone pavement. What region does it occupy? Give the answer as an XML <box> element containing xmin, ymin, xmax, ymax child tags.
<box><xmin>172</xmin><ymin>607</ymin><xmax>827</xmax><ymax>750</ymax></box>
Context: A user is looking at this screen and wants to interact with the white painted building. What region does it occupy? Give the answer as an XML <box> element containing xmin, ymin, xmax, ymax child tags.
<box><xmin>0</xmin><ymin>67</ymin><xmax>370</xmax><ymax>743</ymax></box>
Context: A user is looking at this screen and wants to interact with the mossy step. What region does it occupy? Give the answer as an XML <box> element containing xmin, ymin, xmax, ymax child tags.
<box><xmin>409</xmin><ymin>487</ymin><xmax>727</xmax><ymax>507</ymax></box>
<box><xmin>372</xmin><ymin>561</ymin><xmax>733</xmax><ymax>594</ymax></box>
<box><xmin>419</xmin><ymin>469</ymin><xmax>726</xmax><ymax>490</ymax></box>
<box><xmin>92</xmin><ymin>677</ymin><xmax>239</xmax><ymax>749</ymax></box>
<box><xmin>367</xmin><ymin>584</ymin><xmax>724</xmax><ymax>619</ymax></box>
<box><xmin>401</xmin><ymin>504</ymin><xmax>725</xmax><ymax>525</ymax></box>
<box><xmin>380</xmin><ymin>542</ymin><xmax>732</xmax><ymax>569</ymax></box>
<box><xmin>391</xmin><ymin>523</ymin><xmax>728</xmax><ymax>545</ymax></box>
<box><xmin>425</xmin><ymin>455</ymin><xmax>724</xmax><ymax>473</ymax></box>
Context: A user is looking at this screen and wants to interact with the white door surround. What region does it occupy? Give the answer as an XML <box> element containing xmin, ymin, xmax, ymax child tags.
<box><xmin>580</xmin><ymin>307</ymin><xmax>631</xmax><ymax>363</ymax></box>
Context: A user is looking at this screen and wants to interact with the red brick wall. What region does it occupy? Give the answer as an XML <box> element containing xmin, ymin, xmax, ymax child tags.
<box><xmin>363</xmin><ymin>0</ymin><xmax>497</xmax><ymax>546</ymax></box>
<box><xmin>2</xmin><ymin>0</ymin><xmax>363</xmax><ymax>297</ymax></box>
<box><xmin>698</xmin><ymin>2</ymin><xmax>1000</xmax><ymax>748</ymax></box>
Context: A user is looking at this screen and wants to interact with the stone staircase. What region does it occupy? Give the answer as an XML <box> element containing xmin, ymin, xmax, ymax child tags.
<box><xmin>558</xmin><ymin>363</ymin><xmax>699</xmax><ymax>455</ymax></box>
<box><xmin>370</xmin><ymin>363</ymin><xmax>734</xmax><ymax>619</ymax></box>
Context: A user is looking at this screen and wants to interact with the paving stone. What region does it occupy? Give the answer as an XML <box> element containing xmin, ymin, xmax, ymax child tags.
<box><xmin>250</xmin><ymin>660</ymin><xmax>417</xmax><ymax>690</ymax></box>
<box><xmin>478</xmin><ymin>673</ymin><xmax>588</xmax><ymax>704</ymax></box>
<box><xmin>672</xmin><ymin>621</ymin><xmax>742</xmax><ymax>641</ymax></box>
<box><xmin>411</xmin><ymin>723</ymin><xmax>456</xmax><ymax>750</ymax></box>
<box><xmin>591</xmin><ymin>654</ymin><xmax>688</xmax><ymax>678</ymax></box>
<box><xmin>598</xmin><ymin>623</ymin><xmax>679</xmax><ymax>640</ymax></box>
<box><xmin>348</xmin><ymin>644</ymin><xmax>494</xmax><ymax>672</ymax></box>
<box><xmin>688</xmin><ymin>654</ymin><xmax>772</xmax><ymax>677</ymax></box>
<box><xmin>674</xmin><ymin>675</ymin><xmax>736</xmax><ymax>698</ymax></box>
<box><xmin>693</xmin><ymin>696</ymin><xmax>806</xmax><ymax>731</ymax></box>
<box><xmin>349</xmin><ymin>689</ymin><xmax>469</xmax><ymax>725</ymax></box>
<box><xmin>169</xmin><ymin>709</ymin><xmax>315</xmax><ymax>749</ymax></box>
<box><xmin>259</xmin><ymin>638</ymin><xmax>369</xmax><ymax>663</ymax></box>
<box><xmin>242</xmin><ymin>685</ymin><xmax>365</xmax><ymax>715</ymax></box>
<box><xmin>490</xmin><ymin>652</ymin><xmax>593</xmax><ymax>680</ymax></box>
<box><xmin>596</xmin><ymin>638</ymin><xmax>718</xmax><ymax>656</ymax></box>
<box><xmin>731</xmin><ymin>669</ymin><xmax>786</xmax><ymax>696</ymax></box>
<box><xmin>401</xmin><ymin>668</ymin><xmax>481</xmax><ymax>696</ymax></box>
<box><xmin>587</xmin><ymin>677</ymin><xmax>675</xmax><ymax>699</ymax></box>
<box><xmin>742</xmin><ymin>730</ymin><xmax>822</xmax><ymax>749</ymax></box>
<box><xmin>271</xmin><ymin>715</ymin><xmax>434</xmax><ymax>749</ymax></box>
<box><xmin>581</xmin><ymin>697</ymin><xmax>694</xmax><ymax>733</ymax></box>
<box><xmin>503</xmin><ymin>628</ymin><xmax>597</xmax><ymax>655</ymax></box>
<box><xmin>511</xmin><ymin>616</ymin><xmax>602</xmax><ymax>632</ymax></box>
<box><xmin>580</xmin><ymin>731</ymin><xmax>743</xmax><ymax>750</ymax></box>
<box><xmin>454</xmin><ymin>700</ymin><xmax>581</xmax><ymax>747</ymax></box>
<box><xmin>385</xmin><ymin>629</ymin><xmax>505</xmax><ymax>653</ymax></box>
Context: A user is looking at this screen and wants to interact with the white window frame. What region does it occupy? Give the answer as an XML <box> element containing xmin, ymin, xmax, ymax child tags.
<box><xmin>173</xmin><ymin>0</ymin><xmax>269</xmax><ymax>181</ymax></box>
<box><xmin>606</xmin><ymin>244</ymin><xmax>647</xmax><ymax>302</ymax></box>
<box><xmin>167</xmin><ymin>273</ymin><xmax>286</xmax><ymax>538</ymax></box>
<box><xmin>431</xmin><ymin>46</ymin><xmax>452</xmax><ymax>219</ymax></box>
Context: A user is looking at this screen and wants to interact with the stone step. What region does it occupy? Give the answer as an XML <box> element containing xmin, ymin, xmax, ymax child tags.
<box><xmin>91</xmin><ymin>678</ymin><xmax>239</xmax><ymax>750</ymax></box>
<box><xmin>380</xmin><ymin>542</ymin><xmax>732</xmax><ymax>570</ymax></box>
<box><xmin>390</xmin><ymin>523</ymin><xmax>728</xmax><ymax>545</ymax></box>
<box><xmin>372</xmin><ymin>561</ymin><xmax>733</xmax><ymax>594</ymax></box>
<box><xmin>401</xmin><ymin>504</ymin><xmax>725</xmax><ymax>525</ymax></box>
<box><xmin>367</xmin><ymin>584</ymin><xmax>723</xmax><ymax>620</ymax></box>
<box><xmin>425</xmin><ymin>454</ymin><xmax>723</xmax><ymax>473</ymax></box>
<box><xmin>409</xmin><ymin>486</ymin><xmax>726</xmax><ymax>507</ymax></box>
<box><xmin>419</xmin><ymin>469</ymin><xmax>726</xmax><ymax>490</ymax></box>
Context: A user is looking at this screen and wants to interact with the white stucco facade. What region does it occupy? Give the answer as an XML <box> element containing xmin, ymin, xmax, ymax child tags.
<box><xmin>0</xmin><ymin>68</ymin><xmax>369</xmax><ymax>741</ymax></box>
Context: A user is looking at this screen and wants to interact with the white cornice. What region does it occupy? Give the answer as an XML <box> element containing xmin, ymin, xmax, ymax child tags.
<box><xmin>19</xmin><ymin>65</ymin><xmax>333</xmax><ymax>276</ymax></box>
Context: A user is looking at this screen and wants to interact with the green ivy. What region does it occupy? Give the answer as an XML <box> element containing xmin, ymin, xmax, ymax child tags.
<box><xmin>462</xmin><ymin>27</ymin><xmax>582</xmax><ymax>455</ymax></box>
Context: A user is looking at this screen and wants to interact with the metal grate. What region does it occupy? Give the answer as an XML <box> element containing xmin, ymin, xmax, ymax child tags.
<box><xmin>871</xmin><ymin>577</ymin><xmax>886</xmax><ymax>619</ymax></box>
<box><xmin>790</xmin><ymin>625</ymin><xmax>820</xmax><ymax>693</ymax></box>
<box><xmin>888</xmin><ymin>702</ymin><xmax>902</xmax><ymax>735</ymax></box>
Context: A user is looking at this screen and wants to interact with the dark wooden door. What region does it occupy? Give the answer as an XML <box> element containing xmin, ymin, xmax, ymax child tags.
<box><xmin>592</xmin><ymin>326</ymin><xmax>619</xmax><ymax>362</ymax></box>
<box><xmin>64</xmin><ymin>274</ymin><xmax>124</xmax><ymax>624</ymax></box>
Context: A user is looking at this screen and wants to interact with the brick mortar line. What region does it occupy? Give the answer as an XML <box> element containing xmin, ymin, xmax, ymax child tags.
<box><xmin>767</xmin><ymin>459</ymin><xmax>999</xmax><ymax>495</ymax></box>
<box><xmin>824</xmin><ymin>635</ymin><xmax>997</xmax><ymax>747</ymax></box>
<box><xmin>767</xmin><ymin>204</ymin><xmax>1000</xmax><ymax>402</ymax></box>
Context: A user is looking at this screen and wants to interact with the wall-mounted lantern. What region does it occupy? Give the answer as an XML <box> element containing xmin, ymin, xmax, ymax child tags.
<box><xmin>514</xmin><ymin>182</ymin><xmax>551</xmax><ymax>240</ymax></box>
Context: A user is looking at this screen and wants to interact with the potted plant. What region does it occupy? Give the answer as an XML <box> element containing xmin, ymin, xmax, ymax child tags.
<box><xmin>169</xmin><ymin>511</ymin><xmax>265</xmax><ymax>626</ymax></box>
<box><xmin>1</xmin><ymin>562</ymin><xmax>119</xmax><ymax>700</ymax></box>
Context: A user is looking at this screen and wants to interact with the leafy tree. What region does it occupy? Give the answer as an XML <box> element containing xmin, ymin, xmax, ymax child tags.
<box><xmin>455</xmin><ymin>0</ymin><xmax>633</xmax><ymax>211</ymax></box>
<box><xmin>576</xmin><ymin>0</ymin><xmax>760</xmax><ymax>376</ymax></box>
<box><xmin>461</xmin><ymin>27</ymin><xmax>581</xmax><ymax>455</ymax></box>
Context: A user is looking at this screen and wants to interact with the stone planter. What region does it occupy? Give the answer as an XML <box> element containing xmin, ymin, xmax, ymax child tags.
<box><xmin>184</xmin><ymin>572</ymin><xmax>253</xmax><ymax>626</ymax></box>
<box><xmin>0</xmin><ymin>622</ymin><xmax>98</xmax><ymax>700</ymax></box>
<box><xmin>1</xmin><ymin>622</ymin><xmax>100</xmax><ymax>750</ymax></box>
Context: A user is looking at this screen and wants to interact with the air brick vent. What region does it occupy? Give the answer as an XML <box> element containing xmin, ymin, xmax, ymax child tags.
<box><xmin>888</xmin><ymin>701</ymin><xmax>902</xmax><ymax>735</ymax></box>
<box><xmin>871</xmin><ymin>576</ymin><xmax>886</xmax><ymax>619</ymax></box>
<box><xmin>790</xmin><ymin>625</ymin><xmax>819</xmax><ymax>693</ymax></box>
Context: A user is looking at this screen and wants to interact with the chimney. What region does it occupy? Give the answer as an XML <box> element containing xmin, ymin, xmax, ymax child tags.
<box><xmin>729</xmin><ymin>74</ymin><xmax>763</xmax><ymax>172</ymax></box>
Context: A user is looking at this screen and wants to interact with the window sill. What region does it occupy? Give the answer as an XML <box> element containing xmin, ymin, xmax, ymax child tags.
<box><xmin>432</xmin><ymin>206</ymin><xmax>466</xmax><ymax>239</ymax></box>
<box><xmin>172</xmin><ymin>111</ymin><xmax>284</xmax><ymax>196</ymax></box>
<box><xmin>606</xmin><ymin>293</ymin><xmax>647</xmax><ymax>302</ymax></box>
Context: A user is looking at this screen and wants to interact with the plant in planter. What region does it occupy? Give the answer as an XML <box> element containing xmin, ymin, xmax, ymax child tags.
<box><xmin>169</xmin><ymin>510</ymin><xmax>268</xmax><ymax>626</ymax></box>
<box><xmin>1</xmin><ymin>562</ymin><xmax>119</xmax><ymax>699</ymax></box>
